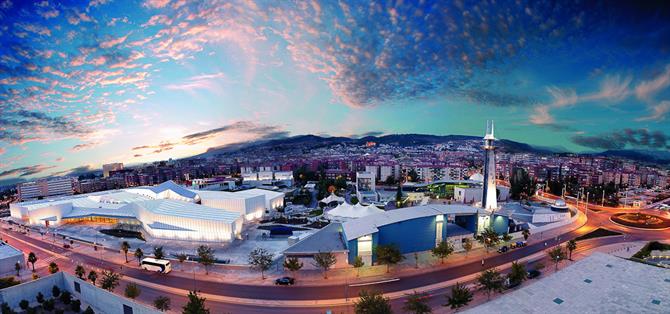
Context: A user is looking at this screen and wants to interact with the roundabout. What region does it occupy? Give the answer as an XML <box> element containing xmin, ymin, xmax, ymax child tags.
<box><xmin>610</xmin><ymin>212</ymin><xmax>670</xmax><ymax>230</ymax></box>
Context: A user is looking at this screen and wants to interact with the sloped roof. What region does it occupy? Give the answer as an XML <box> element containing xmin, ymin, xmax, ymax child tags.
<box><xmin>342</xmin><ymin>204</ymin><xmax>483</xmax><ymax>241</ymax></box>
<box><xmin>138</xmin><ymin>199</ymin><xmax>241</xmax><ymax>223</ymax></box>
<box><xmin>283</xmin><ymin>223</ymin><xmax>347</xmax><ymax>254</ymax></box>
<box><xmin>326</xmin><ymin>202</ymin><xmax>384</xmax><ymax>220</ymax></box>
<box><xmin>320</xmin><ymin>193</ymin><xmax>345</xmax><ymax>204</ymax></box>
<box><xmin>148</xmin><ymin>180</ymin><xmax>198</xmax><ymax>199</ymax></box>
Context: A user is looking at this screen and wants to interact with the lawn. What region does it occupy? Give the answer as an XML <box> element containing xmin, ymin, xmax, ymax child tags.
<box><xmin>574</xmin><ymin>228</ymin><xmax>622</xmax><ymax>241</ymax></box>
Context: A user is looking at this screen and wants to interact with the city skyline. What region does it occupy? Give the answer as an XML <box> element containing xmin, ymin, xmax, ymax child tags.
<box><xmin>1</xmin><ymin>0</ymin><xmax>670</xmax><ymax>180</ymax></box>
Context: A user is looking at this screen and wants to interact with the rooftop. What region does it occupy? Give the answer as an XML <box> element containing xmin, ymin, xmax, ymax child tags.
<box><xmin>0</xmin><ymin>242</ymin><xmax>23</xmax><ymax>259</ymax></box>
<box><xmin>283</xmin><ymin>223</ymin><xmax>347</xmax><ymax>254</ymax></box>
<box><xmin>342</xmin><ymin>204</ymin><xmax>484</xmax><ymax>241</ymax></box>
<box><xmin>137</xmin><ymin>199</ymin><xmax>241</xmax><ymax>223</ymax></box>
<box><xmin>465</xmin><ymin>252</ymin><xmax>670</xmax><ymax>313</ymax></box>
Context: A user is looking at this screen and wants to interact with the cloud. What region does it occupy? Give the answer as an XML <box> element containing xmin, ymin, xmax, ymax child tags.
<box><xmin>143</xmin><ymin>0</ymin><xmax>170</xmax><ymax>9</ymax></box>
<box><xmin>0</xmin><ymin>110</ymin><xmax>91</xmax><ymax>144</ymax></box>
<box><xmin>529</xmin><ymin>106</ymin><xmax>555</xmax><ymax>125</ymax></box>
<box><xmin>635</xmin><ymin>65</ymin><xmax>670</xmax><ymax>101</ymax></box>
<box><xmin>636</xmin><ymin>100</ymin><xmax>670</xmax><ymax>122</ymax></box>
<box><xmin>164</xmin><ymin>72</ymin><xmax>227</xmax><ymax>91</ymax></box>
<box><xmin>70</xmin><ymin>142</ymin><xmax>100</xmax><ymax>152</ymax></box>
<box><xmin>0</xmin><ymin>148</ymin><xmax>5</xmax><ymax>155</ymax></box>
<box><xmin>99</xmin><ymin>34</ymin><xmax>129</xmax><ymax>49</ymax></box>
<box><xmin>572</xmin><ymin>129</ymin><xmax>670</xmax><ymax>150</ymax></box>
<box><xmin>0</xmin><ymin>164</ymin><xmax>56</xmax><ymax>178</ymax></box>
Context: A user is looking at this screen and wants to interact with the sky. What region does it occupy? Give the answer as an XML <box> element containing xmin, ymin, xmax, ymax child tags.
<box><xmin>0</xmin><ymin>0</ymin><xmax>670</xmax><ymax>181</ymax></box>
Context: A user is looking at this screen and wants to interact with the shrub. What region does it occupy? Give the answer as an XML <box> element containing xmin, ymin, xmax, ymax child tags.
<box><xmin>42</xmin><ymin>298</ymin><xmax>55</xmax><ymax>311</ymax></box>
<box><xmin>71</xmin><ymin>299</ymin><xmax>81</xmax><ymax>312</ymax></box>
<box><xmin>60</xmin><ymin>291</ymin><xmax>72</xmax><ymax>304</ymax></box>
<box><xmin>36</xmin><ymin>292</ymin><xmax>44</xmax><ymax>304</ymax></box>
<box><xmin>52</xmin><ymin>285</ymin><xmax>61</xmax><ymax>297</ymax></box>
<box><xmin>19</xmin><ymin>300</ymin><xmax>29</xmax><ymax>310</ymax></box>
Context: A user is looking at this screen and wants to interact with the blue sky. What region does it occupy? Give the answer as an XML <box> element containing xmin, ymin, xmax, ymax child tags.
<box><xmin>0</xmin><ymin>0</ymin><xmax>669</xmax><ymax>180</ymax></box>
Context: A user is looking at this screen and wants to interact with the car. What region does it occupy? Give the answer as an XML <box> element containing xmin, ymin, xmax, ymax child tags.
<box><xmin>516</xmin><ymin>241</ymin><xmax>527</xmax><ymax>247</ymax></box>
<box><xmin>275</xmin><ymin>277</ymin><xmax>295</xmax><ymax>285</ymax></box>
<box><xmin>527</xmin><ymin>270</ymin><xmax>541</xmax><ymax>279</ymax></box>
<box><xmin>497</xmin><ymin>246</ymin><xmax>509</xmax><ymax>253</ymax></box>
<box><xmin>63</xmin><ymin>244</ymin><xmax>71</xmax><ymax>249</ymax></box>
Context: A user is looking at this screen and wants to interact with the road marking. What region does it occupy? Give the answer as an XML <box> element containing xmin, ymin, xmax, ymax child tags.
<box><xmin>349</xmin><ymin>278</ymin><xmax>400</xmax><ymax>287</ymax></box>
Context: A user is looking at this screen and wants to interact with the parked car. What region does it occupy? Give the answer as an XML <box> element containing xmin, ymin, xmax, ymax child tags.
<box><xmin>527</xmin><ymin>270</ymin><xmax>541</xmax><ymax>279</ymax></box>
<box><xmin>275</xmin><ymin>277</ymin><xmax>295</xmax><ymax>286</ymax></box>
<box><xmin>63</xmin><ymin>244</ymin><xmax>71</xmax><ymax>249</ymax></box>
<box><xmin>497</xmin><ymin>246</ymin><xmax>509</xmax><ymax>253</ymax></box>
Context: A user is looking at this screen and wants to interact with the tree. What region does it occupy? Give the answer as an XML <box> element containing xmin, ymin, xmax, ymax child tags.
<box><xmin>42</xmin><ymin>299</ymin><xmax>55</xmax><ymax>311</ymax></box>
<box><xmin>403</xmin><ymin>291</ymin><xmax>431</xmax><ymax>314</ymax></box>
<box><xmin>60</xmin><ymin>291</ymin><xmax>72</xmax><ymax>304</ymax></box>
<box><xmin>52</xmin><ymin>285</ymin><xmax>61</xmax><ymax>298</ymax></box>
<box><xmin>153</xmin><ymin>246</ymin><xmax>164</xmax><ymax>259</ymax></box>
<box><xmin>407</xmin><ymin>169</ymin><xmax>419</xmax><ymax>182</ymax></box>
<box><xmin>75</xmin><ymin>265</ymin><xmax>85</xmax><ymax>279</ymax></box>
<box><xmin>197</xmin><ymin>245</ymin><xmax>215</xmax><ymax>275</ymax></box>
<box><xmin>27</xmin><ymin>252</ymin><xmax>37</xmax><ymax>272</ymax></box>
<box><xmin>183</xmin><ymin>291</ymin><xmax>210</xmax><ymax>314</ymax></box>
<box><xmin>445</xmin><ymin>282</ymin><xmax>473</xmax><ymax>310</ymax></box>
<box><xmin>19</xmin><ymin>300</ymin><xmax>29</xmax><ymax>311</ymax></box>
<box><xmin>507</xmin><ymin>262</ymin><xmax>527</xmax><ymax>286</ymax></box>
<box><xmin>477</xmin><ymin>268</ymin><xmax>504</xmax><ymax>300</ymax></box>
<box><xmin>312</xmin><ymin>251</ymin><xmax>337</xmax><ymax>279</ymax></box>
<box><xmin>431</xmin><ymin>241</ymin><xmax>454</xmax><ymax>264</ymax></box>
<box><xmin>475</xmin><ymin>228</ymin><xmax>500</xmax><ymax>252</ymax></box>
<box><xmin>375</xmin><ymin>244</ymin><xmax>405</xmax><ymax>273</ymax></box>
<box><xmin>354</xmin><ymin>290</ymin><xmax>391</xmax><ymax>314</ymax></box>
<box><xmin>134</xmin><ymin>248</ymin><xmax>144</xmax><ymax>265</ymax></box>
<box><xmin>14</xmin><ymin>262</ymin><xmax>20</xmax><ymax>276</ymax></box>
<box><xmin>154</xmin><ymin>296</ymin><xmax>171</xmax><ymax>312</ymax></box>
<box><xmin>248</xmin><ymin>248</ymin><xmax>273</xmax><ymax>279</ymax></box>
<box><xmin>522</xmin><ymin>229</ymin><xmax>530</xmax><ymax>241</ymax></box>
<box><xmin>462</xmin><ymin>238</ymin><xmax>473</xmax><ymax>257</ymax></box>
<box><xmin>547</xmin><ymin>246</ymin><xmax>567</xmax><ymax>271</ymax></box>
<box><xmin>124</xmin><ymin>283</ymin><xmax>140</xmax><ymax>299</ymax></box>
<box><xmin>36</xmin><ymin>292</ymin><xmax>45</xmax><ymax>304</ymax></box>
<box><xmin>501</xmin><ymin>233</ymin><xmax>513</xmax><ymax>244</ymax></box>
<box><xmin>71</xmin><ymin>299</ymin><xmax>81</xmax><ymax>312</ymax></box>
<box><xmin>120</xmin><ymin>241</ymin><xmax>130</xmax><ymax>263</ymax></box>
<box><xmin>567</xmin><ymin>240</ymin><xmax>577</xmax><ymax>260</ymax></box>
<box><xmin>48</xmin><ymin>262</ymin><xmax>59</xmax><ymax>274</ymax></box>
<box><xmin>395</xmin><ymin>183</ymin><xmax>404</xmax><ymax>208</ymax></box>
<box><xmin>350</xmin><ymin>196</ymin><xmax>359</xmax><ymax>205</ymax></box>
<box><xmin>384</xmin><ymin>175</ymin><xmax>396</xmax><ymax>186</ymax></box>
<box><xmin>176</xmin><ymin>253</ymin><xmax>188</xmax><ymax>267</ymax></box>
<box><xmin>353</xmin><ymin>256</ymin><xmax>364</xmax><ymax>277</ymax></box>
<box><xmin>283</xmin><ymin>257</ymin><xmax>303</xmax><ymax>278</ymax></box>
<box><xmin>87</xmin><ymin>270</ymin><xmax>98</xmax><ymax>285</ymax></box>
<box><xmin>99</xmin><ymin>270</ymin><xmax>121</xmax><ymax>291</ymax></box>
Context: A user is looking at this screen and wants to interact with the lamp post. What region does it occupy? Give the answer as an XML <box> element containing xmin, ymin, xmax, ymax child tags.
<box><xmin>601</xmin><ymin>190</ymin><xmax>605</xmax><ymax>207</ymax></box>
<box><xmin>585</xmin><ymin>192</ymin><xmax>590</xmax><ymax>218</ymax></box>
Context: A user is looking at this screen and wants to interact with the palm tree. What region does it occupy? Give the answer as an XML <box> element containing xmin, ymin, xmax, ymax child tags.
<box><xmin>75</xmin><ymin>265</ymin><xmax>86</xmax><ymax>279</ymax></box>
<box><xmin>134</xmin><ymin>248</ymin><xmax>144</xmax><ymax>265</ymax></box>
<box><xmin>403</xmin><ymin>291</ymin><xmax>431</xmax><ymax>314</ymax></box>
<box><xmin>354</xmin><ymin>290</ymin><xmax>392</xmax><ymax>314</ymax></box>
<box><xmin>154</xmin><ymin>296</ymin><xmax>171</xmax><ymax>312</ymax></box>
<box><xmin>48</xmin><ymin>262</ymin><xmax>59</xmax><ymax>274</ymax></box>
<box><xmin>507</xmin><ymin>262</ymin><xmax>527</xmax><ymax>286</ymax></box>
<box><xmin>477</xmin><ymin>268</ymin><xmax>504</xmax><ymax>300</ymax></box>
<box><xmin>444</xmin><ymin>282</ymin><xmax>473</xmax><ymax>309</ymax></box>
<box><xmin>87</xmin><ymin>270</ymin><xmax>98</xmax><ymax>285</ymax></box>
<box><xmin>567</xmin><ymin>240</ymin><xmax>577</xmax><ymax>260</ymax></box>
<box><xmin>121</xmin><ymin>241</ymin><xmax>130</xmax><ymax>263</ymax></box>
<box><xmin>27</xmin><ymin>252</ymin><xmax>37</xmax><ymax>272</ymax></box>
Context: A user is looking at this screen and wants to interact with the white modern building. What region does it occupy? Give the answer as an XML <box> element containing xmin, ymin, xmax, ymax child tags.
<box><xmin>356</xmin><ymin>171</ymin><xmax>378</xmax><ymax>203</ymax></box>
<box><xmin>242</xmin><ymin>171</ymin><xmax>293</xmax><ymax>187</ymax></box>
<box><xmin>198</xmin><ymin>190</ymin><xmax>266</xmax><ymax>221</ymax></box>
<box><xmin>0</xmin><ymin>243</ymin><xmax>24</xmax><ymax>276</ymax></box>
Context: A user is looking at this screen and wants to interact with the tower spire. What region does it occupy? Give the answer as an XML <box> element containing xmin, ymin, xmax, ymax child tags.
<box><xmin>482</xmin><ymin>120</ymin><xmax>497</xmax><ymax>211</ymax></box>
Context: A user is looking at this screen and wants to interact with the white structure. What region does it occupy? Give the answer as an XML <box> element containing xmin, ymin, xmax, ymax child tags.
<box><xmin>326</xmin><ymin>202</ymin><xmax>384</xmax><ymax>222</ymax></box>
<box><xmin>482</xmin><ymin>120</ymin><xmax>497</xmax><ymax>211</ymax></box>
<box><xmin>242</xmin><ymin>171</ymin><xmax>293</xmax><ymax>187</ymax></box>
<box><xmin>198</xmin><ymin>190</ymin><xmax>265</xmax><ymax>221</ymax></box>
<box><xmin>0</xmin><ymin>272</ymin><xmax>160</xmax><ymax>314</ymax></box>
<box><xmin>10</xmin><ymin>183</ymin><xmax>244</xmax><ymax>242</ymax></box>
<box><xmin>102</xmin><ymin>162</ymin><xmax>124</xmax><ymax>178</ymax></box>
<box><xmin>18</xmin><ymin>177</ymin><xmax>75</xmax><ymax>201</ymax></box>
<box><xmin>356</xmin><ymin>171</ymin><xmax>378</xmax><ymax>203</ymax></box>
<box><xmin>0</xmin><ymin>243</ymin><xmax>24</xmax><ymax>276</ymax></box>
<box><xmin>319</xmin><ymin>193</ymin><xmax>345</xmax><ymax>205</ymax></box>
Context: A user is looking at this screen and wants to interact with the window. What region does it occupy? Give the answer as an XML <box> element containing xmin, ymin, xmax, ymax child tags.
<box><xmin>123</xmin><ymin>304</ymin><xmax>133</xmax><ymax>314</ymax></box>
<box><xmin>435</xmin><ymin>215</ymin><xmax>444</xmax><ymax>245</ymax></box>
<box><xmin>74</xmin><ymin>282</ymin><xmax>81</xmax><ymax>293</ymax></box>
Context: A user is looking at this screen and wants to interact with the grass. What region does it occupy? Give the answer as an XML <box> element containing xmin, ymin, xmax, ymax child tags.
<box><xmin>575</xmin><ymin>228</ymin><xmax>622</xmax><ymax>241</ymax></box>
<box><xmin>632</xmin><ymin>241</ymin><xmax>670</xmax><ymax>259</ymax></box>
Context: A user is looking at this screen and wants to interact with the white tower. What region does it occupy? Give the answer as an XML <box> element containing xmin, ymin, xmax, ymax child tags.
<box><xmin>482</xmin><ymin>120</ymin><xmax>497</xmax><ymax>211</ymax></box>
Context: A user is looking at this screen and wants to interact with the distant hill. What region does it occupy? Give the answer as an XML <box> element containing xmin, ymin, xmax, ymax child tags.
<box><xmin>595</xmin><ymin>149</ymin><xmax>670</xmax><ymax>164</ymax></box>
<box><xmin>193</xmin><ymin>133</ymin><xmax>557</xmax><ymax>158</ymax></box>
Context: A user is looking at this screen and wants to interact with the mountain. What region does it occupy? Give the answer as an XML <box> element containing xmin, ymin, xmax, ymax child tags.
<box><xmin>596</xmin><ymin>149</ymin><xmax>670</xmax><ymax>164</ymax></box>
<box><xmin>193</xmin><ymin>133</ymin><xmax>555</xmax><ymax>158</ymax></box>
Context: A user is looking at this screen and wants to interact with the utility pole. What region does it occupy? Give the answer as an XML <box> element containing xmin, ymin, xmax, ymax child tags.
<box><xmin>586</xmin><ymin>192</ymin><xmax>590</xmax><ymax>218</ymax></box>
<box><xmin>601</xmin><ymin>190</ymin><xmax>605</xmax><ymax>207</ymax></box>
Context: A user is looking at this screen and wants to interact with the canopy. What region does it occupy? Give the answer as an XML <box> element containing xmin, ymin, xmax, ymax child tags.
<box><xmin>319</xmin><ymin>193</ymin><xmax>345</xmax><ymax>204</ymax></box>
<box><xmin>326</xmin><ymin>202</ymin><xmax>384</xmax><ymax>221</ymax></box>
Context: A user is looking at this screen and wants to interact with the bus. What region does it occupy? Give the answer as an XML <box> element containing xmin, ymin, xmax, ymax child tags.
<box><xmin>140</xmin><ymin>257</ymin><xmax>172</xmax><ymax>274</ymax></box>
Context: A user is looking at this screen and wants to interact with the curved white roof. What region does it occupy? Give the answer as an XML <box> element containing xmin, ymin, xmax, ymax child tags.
<box><xmin>469</xmin><ymin>173</ymin><xmax>484</xmax><ymax>182</ymax></box>
<box><xmin>320</xmin><ymin>193</ymin><xmax>345</xmax><ymax>204</ymax></box>
<box><xmin>326</xmin><ymin>202</ymin><xmax>383</xmax><ymax>220</ymax></box>
<box><xmin>138</xmin><ymin>199</ymin><xmax>241</xmax><ymax>223</ymax></box>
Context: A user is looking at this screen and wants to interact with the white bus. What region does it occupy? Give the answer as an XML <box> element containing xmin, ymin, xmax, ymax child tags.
<box><xmin>140</xmin><ymin>257</ymin><xmax>172</xmax><ymax>274</ymax></box>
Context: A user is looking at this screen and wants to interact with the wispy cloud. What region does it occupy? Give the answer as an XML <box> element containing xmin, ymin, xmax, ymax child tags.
<box><xmin>572</xmin><ymin>129</ymin><xmax>670</xmax><ymax>150</ymax></box>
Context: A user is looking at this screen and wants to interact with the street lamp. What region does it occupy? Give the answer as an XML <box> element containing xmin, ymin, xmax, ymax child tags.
<box><xmin>585</xmin><ymin>192</ymin><xmax>590</xmax><ymax>218</ymax></box>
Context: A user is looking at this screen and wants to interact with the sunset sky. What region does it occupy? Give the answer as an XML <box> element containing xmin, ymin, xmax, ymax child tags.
<box><xmin>1</xmin><ymin>0</ymin><xmax>669</xmax><ymax>180</ymax></box>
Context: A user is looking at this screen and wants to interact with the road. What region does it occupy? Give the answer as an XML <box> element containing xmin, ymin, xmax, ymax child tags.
<box><xmin>3</xmin><ymin>198</ymin><xmax>668</xmax><ymax>313</ymax></box>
